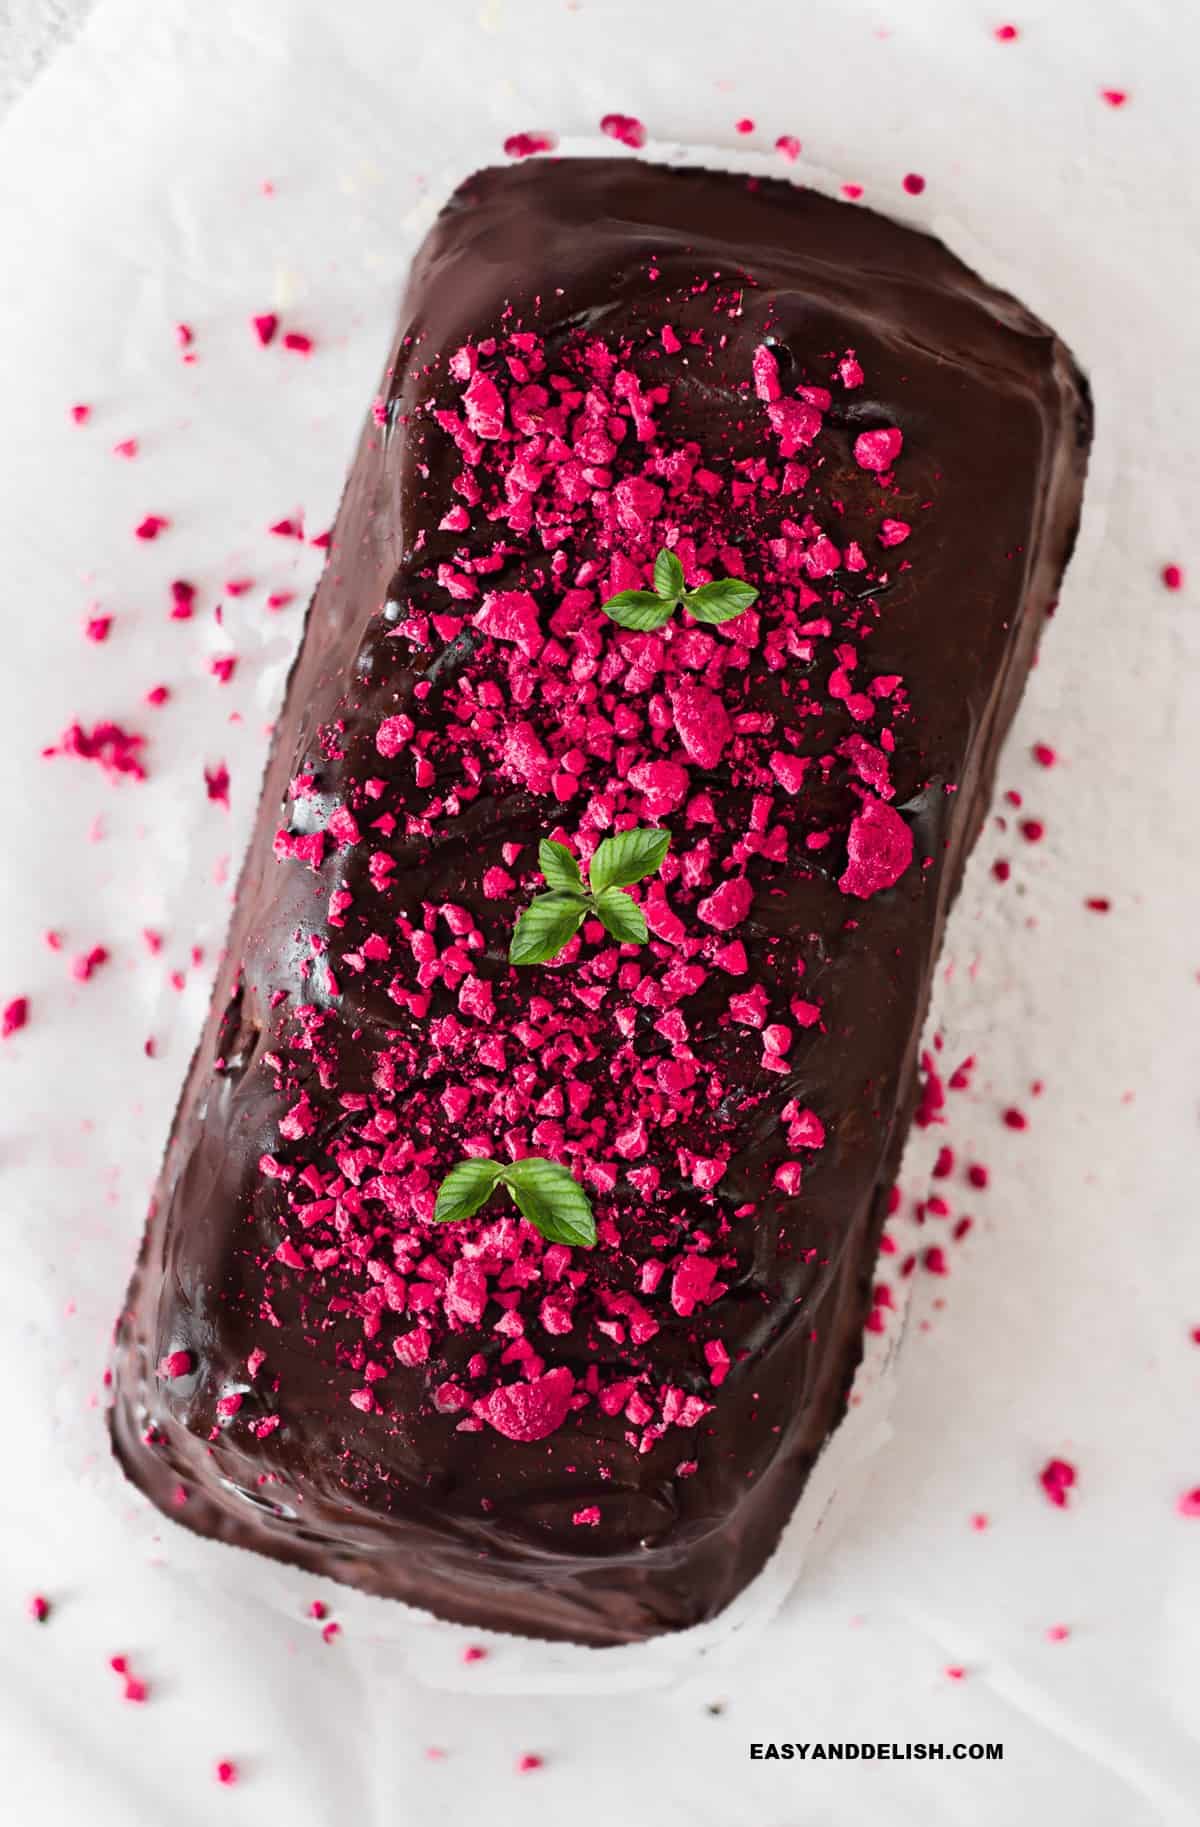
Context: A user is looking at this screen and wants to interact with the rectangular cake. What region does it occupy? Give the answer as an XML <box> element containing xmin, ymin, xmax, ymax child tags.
<box><xmin>109</xmin><ymin>158</ymin><xmax>1092</xmax><ymax>1646</ymax></box>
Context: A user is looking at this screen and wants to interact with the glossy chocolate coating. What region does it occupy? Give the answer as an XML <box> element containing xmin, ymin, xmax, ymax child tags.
<box><xmin>109</xmin><ymin>159</ymin><xmax>1091</xmax><ymax>1645</ymax></box>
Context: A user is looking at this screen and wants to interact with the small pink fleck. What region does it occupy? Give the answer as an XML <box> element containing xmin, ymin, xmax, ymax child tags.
<box><xmin>1039</xmin><ymin>1457</ymin><xmax>1077</xmax><ymax>1508</ymax></box>
<box><xmin>268</xmin><ymin>517</ymin><xmax>304</xmax><ymax>539</ymax></box>
<box><xmin>1032</xmin><ymin>743</ymin><xmax>1056</xmax><ymax>767</ymax></box>
<box><xmin>994</xmin><ymin>23</ymin><xmax>1019</xmax><ymax>40</ymax></box>
<box><xmin>516</xmin><ymin>1754</ymin><xmax>544</xmax><ymax>1774</ymax></box>
<box><xmin>321</xmin><ymin>1621</ymin><xmax>341</xmax><ymax>1644</ymax></box>
<box><xmin>944</xmin><ymin>1665</ymin><xmax>967</xmax><ymax>1681</ymax></box>
<box><xmin>215</xmin><ymin>1761</ymin><xmax>238</xmax><ymax>1786</ymax></box>
<box><xmin>1162</xmin><ymin>563</ymin><xmax>1183</xmax><ymax>590</ymax></box>
<box><xmin>735</xmin><ymin>118</ymin><xmax>755</xmax><ymax>135</ymax></box>
<box><xmin>71</xmin><ymin>946</ymin><xmax>109</xmax><ymax>982</ymax></box>
<box><xmin>992</xmin><ymin>858</ymin><xmax>1010</xmax><ymax>882</ymax></box>
<box><xmin>1020</xmin><ymin>818</ymin><xmax>1045</xmax><ymax>842</ymax></box>
<box><xmin>135</xmin><ymin>514</ymin><xmax>169</xmax><ymax>541</ymax></box>
<box><xmin>210</xmin><ymin>655</ymin><xmax>237</xmax><ymax>685</ymax></box>
<box><xmin>252</xmin><ymin>313</ymin><xmax>278</xmax><ymax>345</ymax></box>
<box><xmin>1085</xmin><ymin>896</ymin><xmax>1111</xmax><ymax>913</ymax></box>
<box><xmin>70</xmin><ymin>403</ymin><xmax>91</xmax><ymax>424</ymax></box>
<box><xmin>308</xmin><ymin>1600</ymin><xmax>328</xmax><ymax>1621</ymax></box>
<box><xmin>1177</xmin><ymin>1488</ymin><xmax>1200</xmax><ymax>1518</ymax></box>
<box><xmin>775</xmin><ymin>135</ymin><xmax>801</xmax><ymax>161</ymax></box>
<box><xmin>112</xmin><ymin>438</ymin><xmax>139</xmax><ymax>460</ymax></box>
<box><xmin>28</xmin><ymin>1594</ymin><xmax>50</xmax><ymax>1623</ymax></box>
<box><xmin>503</xmin><ymin>131</ymin><xmax>557</xmax><ymax>159</ymax></box>
<box><xmin>1003</xmin><ymin>1106</ymin><xmax>1028</xmax><ymax>1130</ymax></box>
<box><xmin>854</xmin><ymin>427</ymin><xmax>903</xmax><ymax>472</ymax></box>
<box><xmin>1100</xmin><ymin>88</ymin><xmax>1128</xmax><ymax>108</ymax></box>
<box><xmin>204</xmin><ymin>762</ymin><xmax>231</xmax><ymax>808</ymax></box>
<box><xmin>462</xmin><ymin>1644</ymin><xmax>488</xmax><ymax>1664</ymax></box>
<box><xmin>967</xmin><ymin>1162</ymin><xmax>990</xmax><ymax>1190</ymax></box>
<box><xmin>970</xmin><ymin>1513</ymin><xmax>989</xmax><ymax>1531</ymax></box>
<box><xmin>85</xmin><ymin>613</ymin><xmax>113</xmax><ymax>642</ymax></box>
<box><xmin>283</xmin><ymin>332</ymin><xmax>313</xmax><ymax>354</ymax></box>
<box><xmin>2</xmin><ymin>997</ymin><xmax>29</xmax><ymax>1039</ymax></box>
<box><xmin>600</xmin><ymin>113</ymin><xmax>646</xmax><ymax>149</ymax></box>
<box><xmin>145</xmin><ymin>684</ymin><xmax>170</xmax><ymax>707</ymax></box>
<box><xmin>1046</xmin><ymin>1624</ymin><xmax>1071</xmax><ymax>1642</ymax></box>
<box><xmin>175</xmin><ymin>323</ymin><xmax>194</xmax><ymax>348</ymax></box>
<box><xmin>225</xmin><ymin>577</ymin><xmax>254</xmax><ymax>596</ymax></box>
<box><xmin>266</xmin><ymin>591</ymin><xmax>295</xmax><ymax>611</ymax></box>
<box><xmin>902</xmin><ymin>172</ymin><xmax>926</xmax><ymax>195</ymax></box>
<box><xmin>842</xmin><ymin>183</ymin><xmax>863</xmax><ymax>199</ymax></box>
<box><xmin>572</xmin><ymin>1505</ymin><xmax>601</xmax><ymax>1526</ymax></box>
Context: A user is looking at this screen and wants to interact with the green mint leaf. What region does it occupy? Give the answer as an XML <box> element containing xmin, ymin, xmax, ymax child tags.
<box><xmin>509</xmin><ymin>892</ymin><xmax>587</xmax><ymax>967</ymax></box>
<box><xmin>683</xmin><ymin>577</ymin><xmax>760</xmax><ymax>624</ymax></box>
<box><xmin>653</xmin><ymin>548</ymin><xmax>686</xmax><ymax>601</ymax></box>
<box><xmin>588</xmin><ymin>826</ymin><xmax>672</xmax><ymax>895</ymax></box>
<box><xmin>594</xmin><ymin>886</ymin><xmax>648</xmax><ymax>946</ymax></box>
<box><xmin>598</xmin><ymin>589</ymin><xmax>676</xmax><ymax>632</ymax></box>
<box><xmin>501</xmin><ymin>1157</ymin><xmax>597</xmax><ymax>1249</ymax></box>
<box><xmin>434</xmin><ymin>1157</ymin><xmax>506</xmax><ymax>1225</ymax></box>
<box><xmin>538</xmin><ymin>838</ymin><xmax>583</xmax><ymax>894</ymax></box>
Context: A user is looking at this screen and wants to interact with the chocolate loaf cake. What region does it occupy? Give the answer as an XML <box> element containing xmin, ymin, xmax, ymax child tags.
<box><xmin>109</xmin><ymin>158</ymin><xmax>1091</xmax><ymax>1646</ymax></box>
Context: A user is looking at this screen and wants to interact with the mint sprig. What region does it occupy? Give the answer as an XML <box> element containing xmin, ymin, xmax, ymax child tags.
<box><xmin>433</xmin><ymin>1155</ymin><xmax>596</xmax><ymax>1249</ymax></box>
<box><xmin>508</xmin><ymin>828</ymin><xmax>670</xmax><ymax>966</ymax></box>
<box><xmin>600</xmin><ymin>548</ymin><xmax>759</xmax><ymax>631</ymax></box>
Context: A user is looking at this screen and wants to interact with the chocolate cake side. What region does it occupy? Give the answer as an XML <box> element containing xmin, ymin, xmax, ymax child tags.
<box><xmin>109</xmin><ymin>158</ymin><xmax>1092</xmax><ymax>1646</ymax></box>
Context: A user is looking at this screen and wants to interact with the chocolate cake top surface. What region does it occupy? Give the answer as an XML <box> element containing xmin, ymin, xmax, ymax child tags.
<box><xmin>112</xmin><ymin>158</ymin><xmax>1089</xmax><ymax>1633</ymax></box>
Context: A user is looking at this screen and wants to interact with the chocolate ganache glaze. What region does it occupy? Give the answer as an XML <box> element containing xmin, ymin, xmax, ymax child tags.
<box><xmin>110</xmin><ymin>158</ymin><xmax>1092</xmax><ymax>1646</ymax></box>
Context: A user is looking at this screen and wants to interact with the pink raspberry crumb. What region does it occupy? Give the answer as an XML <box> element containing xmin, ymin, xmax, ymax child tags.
<box><xmin>1039</xmin><ymin>1458</ymin><xmax>1077</xmax><ymax>1508</ymax></box>
<box><xmin>2</xmin><ymin>997</ymin><xmax>29</xmax><ymax>1039</ymax></box>
<box><xmin>516</xmin><ymin>1754</ymin><xmax>544</xmax><ymax>1773</ymax></box>
<box><xmin>1162</xmin><ymin>563</ymin><xmax>1183</xmax><ymax>590</ymax></box>
<box><xmin>215</xmin><ymin>1761</ymin><xmax>238</xmax><ymax>1785</ymax></box>
<box><xmin>902</xmin><ymin>172</ymin><xmax>926</xmax><ymax>195</ymax></box>
<box><xmin>28</xmin><ymin>1594</ymin><xmax>50</xmax><ymax>1623</ymax></box>
<box><xmin>503</xmin><ymin>131</ymin><xmax>557</xmax><ymax>159</ymax></box>
<box><xmin>775</xmin><ymin>135</ymin><xmax>801</xmax><ymax>161</ymax></box>
<box><xmin>600</xmin><ymin>113</ymin><xmax>646</xmax><ymax>149</ymax></box>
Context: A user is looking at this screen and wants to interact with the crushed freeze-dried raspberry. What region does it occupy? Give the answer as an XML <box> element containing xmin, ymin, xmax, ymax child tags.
<box><xmin>503</xmin><ymin>131</ymin><xmax>557</xmax><ymax>158</ymax></box>
<box><xmin>112</xmin><ymin>438</ymin><xmax>138</xmax><ymax>460</ymax></box>
<box><xmin>44</xmin><ymin>721</ymin><xmax>146</xmax><ymax>782</ymax></box>
<box><xmin>1161</xmin><ymin>563</ymin><xmax>1183</xmax><ymax>590</ymax></box>
<box><xmin>775</xmin><ymin>135</ymin><xmax>801</xmax><ymax>160</ymax></box>
<box><xmin>516</xmin><ymin>1754</ymin><xmax>544</xmax><ymax>1773</ymax></box>
<box><xmin>70</xmin><ymin>403</ymin><xmax>90</xmax><ymax>423</ymax></box>
<box><xmin>28</xmin><ymin>1594</ymin><xmax>50</xmax><ymax>1623</ymax></box>
<box><xmin>283</xmin><ymin>332</ymin><xmax>314</xmax><ymax>354</ymax></box>
<box><xmin>252</xmin><ymin>313</ymin><xmax>278</xmax><ymax>345</ymax></box>
<box><xmin>1178</xmin><ymin>1489</ymin><xmax>1200</xmax><ymax>1518</ymax></box>
<box><xmin>1100</xmin><ymin>89</ymin><xmax>1128</xmax><ymax>107</ymax></box>
<box><xmin>2</xmin><ymin>997</ymin><xmax>28</xmax><ymax>1038</ymax></box>
<box><xmin>902</xmin><ymin>173</ymin><xmax>926</xmax><ymax>195</ymax></box>
<box><xmin>1039</xmin><ymin>1458</ymin><xmax>1077</xmax><ymax>1508</ymax></box>
<box><xmin>600</xmin><ymin>113</ymin><xmax>646</xmax><ymax>149</ymax></box>
<box><xmin>134</xmin><ymin>515</ymin><xmax>169</xmax><ymax>541</ymax></box>
<box><xmin>204</xmin><ymin>763</ymin><xmax>230</xmax><ymax>808</ymax></box>
<box><xmin>994</xmin><ymin>23</ymin><xmax>1019</xmax><ymax>40</ymax></box>
<box><xmin>735</xmin><ymin>118</ymin><xmax>755</xmax><ymax>134</ymax></box>
<box><xmin>215</xmin><ymin>1762</ymin><xmax>238</xmax><ymax>1785</ymax></box>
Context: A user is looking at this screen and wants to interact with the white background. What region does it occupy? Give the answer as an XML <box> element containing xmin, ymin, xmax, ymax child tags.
<box><xmin>0</xmin><ymin>2</ymin><xmax>1198</xmax><ymax>1822</ymax></box>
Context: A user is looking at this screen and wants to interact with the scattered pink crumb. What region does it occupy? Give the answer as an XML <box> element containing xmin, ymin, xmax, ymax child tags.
<box><xmin>1032</xmin><ymin>743</ymin><xmax>1056</xmax><ymax>767</ymax></box>
<box><xmin>44</xmin><ymin>720</ymin><xmax>147</xmax><ymax>782</ymax></box>
<box><xmin>425</xmin><ymin>1747</ymin><xmax>447</xmax><ymax>1762</ymax></box>
<box><xmin>210</xmin><ymin>655</ymin><xmax>237</xmax><ymax>685</ymax></box>
<box><xmin>215</xmin><ymin>1761</ymin><xmax>238</xmax><ymax>1786</ymax></box>
<box><xmin>1039</xmin><ymin>1457</ymin><xmax>1077</xmax><ymax>1509</ymax></box>
<box><xmin>1177</xmin><ymin>1488</ymin><xmax>1200</xmax><ymax>1519</ymax></box>
<box><xmin>145</xmin><ymin>684</ymin><xmax>170</xmax><ymax>707</ymax></box>
<box><xmin>321</xmin><ymin>1620</ymin><xmax>341</xmax><ymax>1644</ymax></box>
<box><xmin>902</xmin><ymin>172</ymin><xmax>926</xmax><ymax>195</ymax></box>
<box><xmin>308</xmin><ymin>1600</ymin><xmax>328</xmax><ymax>1620</ymax></box>
<box><xmin>735</xmin><ymin>118</ymin><xmax>755</xmax><ymax>134</ymax></box>
<box><xmin>967</xmin><ymin>1162</ymin><xmax>989</xmax><ymax>1189</ymax></box>
<box><xmin>599</xmin><ymin>113</ymin><xmax>646</xmax><ymax>149</ymax></box>
<box><xmin>43</xmin><ymin>930</ymin><xmax>62</xmax><ymax>951</ymax></box>
<box><xmin>28</xmin><ymin>1594</ymin><xmax>50</xmax><ymax>1623</ymax></box>
<box><xmin>970</xmin><ymin>1513</ymin><xmax>989</xmax><ymax>1531</ymax></box>
<box><xmin>204</xmin><ymin>762</ymin><xmax>231</xmax><ymax>808</ymax></box>
<box><xmin>266</xmin><ymin>591</ymin><xmax>295</xmax><ymax>611</ymax></box>
<box><xmin>775</xmin><ymin>135</ymin><xmax>801</xmax><ymax>160</ymax></box>
<box><xmin>1100</xmin><ymin>88</ymin><xmax>1128</xmax><ymax>108</ymax></box>
<box><xmin>112</xmin><ymin>438</ymin><xmax>139</xmax><ymax>460</ymax></box>
<box><xmin>994</xmin><ymin>23</ymin><xmax>1019</xmax><ymax>40</ymax></box>
<box><xmin>1161</xmin><ymin>563</ymin><xmax>1183</xmax><ymax>590</ymax></box>
<box><xmin>992</xmin><ymin>858</ymin><xmax>1010</xmax><ymax>882</ymax></box>
<box><xmin>2</xmin><ymin>997</ymin><xmax>29</xmax><ymax>1039</ymax></box>
<box><xmin>1002</xmin><ymin>1106</ymin><xmax>1028</xmax><ymax>1130</ymax></box>
<box><xmin>268</xmin><ymin>517</ymin><xmax>304</xmax><ymax>539</ymax></box>
<box><xmin>85</xmin><ymin>613</ymin><xmax>113</xmax><ymax>642</ymax></box>
<box><xmin>109</xmin><ymin>1655</ymin><xmax>148</xmax><ymax>1703</ymax></box>
<box><xmin>134</xmin><ymin>514</ymin><xmax>169</xmax><ymax>541</ymax></box>
<box><xmin>225</xmin><ymin>576</ymin><xmax>254</xmax><ymax>596</ymax></box>
<box><xmin>175</xmin><ymin>323</ymin><xmax>194</xmax><ymax>348</ymax></box>
<box><xmin>503</xmin><ymin>131</ymin><xmax>557</xmax><ymax>159</ymax></box>
<box><xmin>1085</xmin><ymin>896</ymin><xmax>1111</xmax><ymax>912</ymax></box>
<box><xmin>310</xmin><ymin>528</ymin><xmax>331</xmax><ymax>548</ymax></box>
<box><xmin>842</xmin><ymin>182</ymin><xmax>863</xmax><ymax>200</ymax></box>
<box><xmin>252</xmin><ymin>313</ymin><xmax>278</xmax><ymax>346</ymax></box>
<box><xmin>462</xmin><ymin>1644</ymin><xmax>488</xmax><ymax>1664</ymax></box>
<box><xmin>1046</xmin><ymin>1624</ymin><xmax>1071</xmax><ymax>1642</ymax></box>
<box><xmin>71</xmin><ymin>945</ymin><xmax>109</xmax><ymax>982</ymax></box>
<box><xmin>1020</xmin><ymin>818</ymin><xmax>1045</xmax><ymax>842</ymax></box>
<box><xmin>944</xmin><ymin>1665</ymin><xmax>967</xmax><ymax>1681</ymax></box>
<box><xmin>70</xmin><ymin>403</ymin><xmax>91</xmax><ymax>424</ymax></box>
<box><xmin>516</xmin><ymin>1754</ymin><xmax>544</xmax><ymax>1773</ymax></box>
<box><xmin>283</xmin><ymin>332</ymin><xmax>314</xmax><ymax>354</ymax></box>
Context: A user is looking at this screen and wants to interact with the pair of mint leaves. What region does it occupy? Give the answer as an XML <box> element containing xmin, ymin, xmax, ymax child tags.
<box><xmin>599</xmin><ymin>548</ymin><xmax>759</xmax><ymax>632</ymax></box>
<box><xmin>434</xmin><ymin>1154</ymin><xmax>596</xmax><ymax>1249</ymax></box>
<box><xmin>509</xmin><ymin>827</ymin><xmax>670</xmax><ymax>967</ymax></box>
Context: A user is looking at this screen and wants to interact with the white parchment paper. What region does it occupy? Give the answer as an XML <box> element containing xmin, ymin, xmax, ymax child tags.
<box><xmin>1</xmin><ymin>1</ymin><xmax>1198</xmax><ymax>1822</ymax></box>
